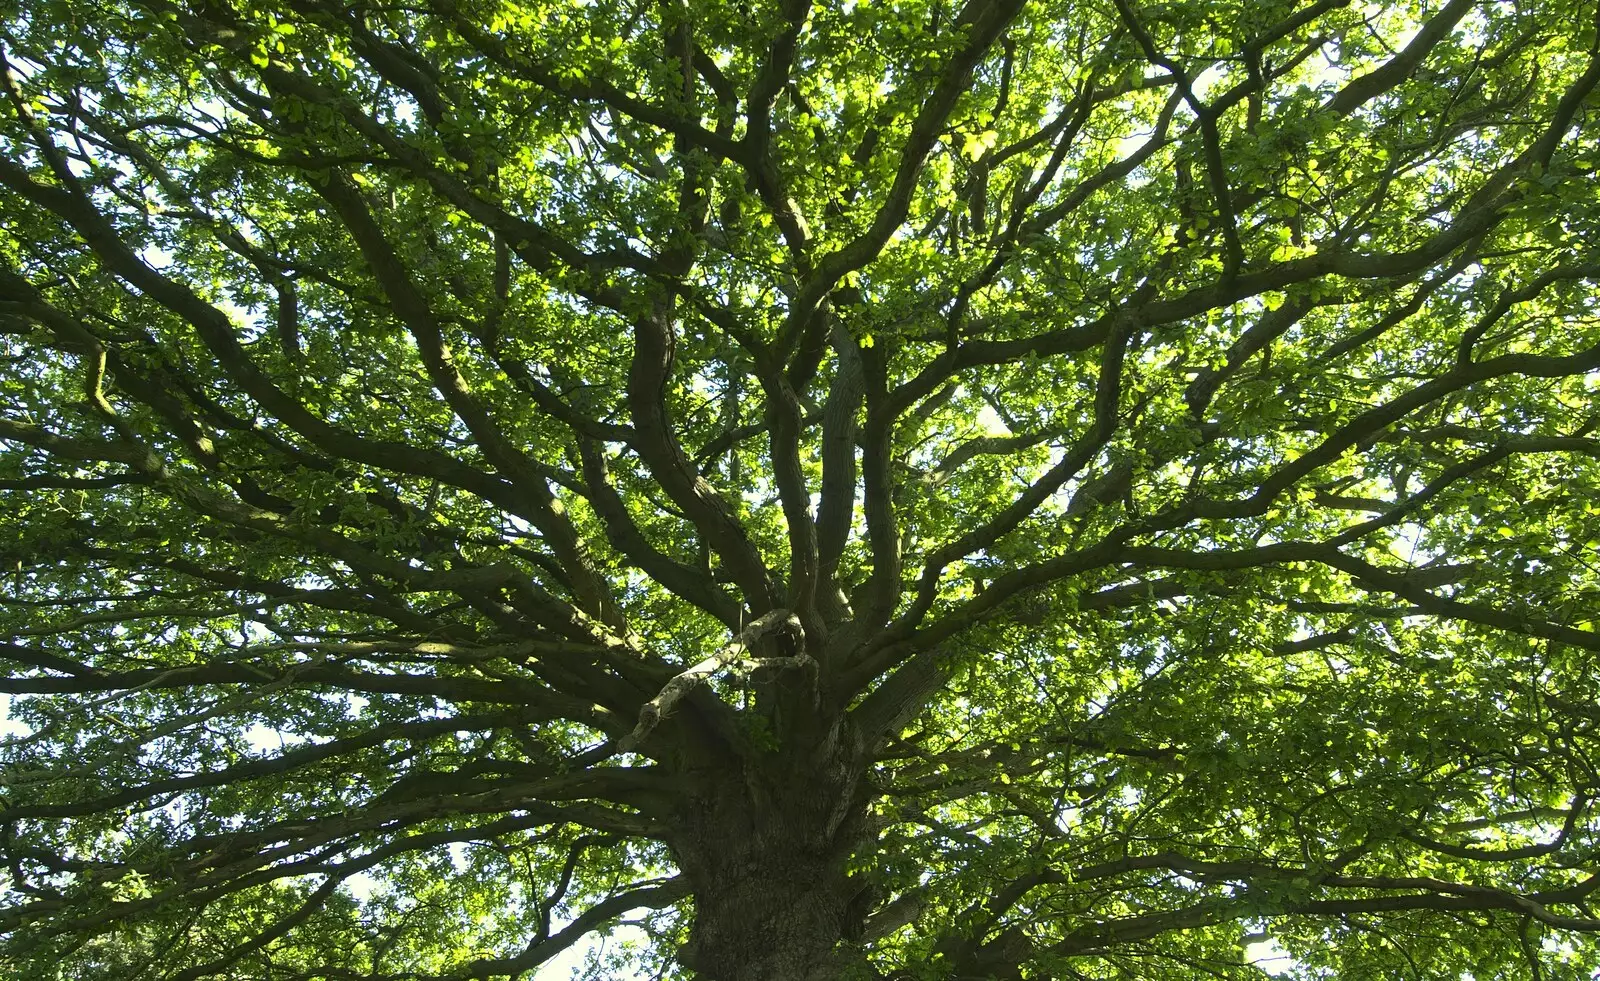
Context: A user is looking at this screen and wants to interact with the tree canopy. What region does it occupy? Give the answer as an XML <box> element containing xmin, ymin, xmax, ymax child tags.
<box><xmin>3</xmin><ymin>0</ymin><xmax>1600</xmax><ymax>977</ymax></box>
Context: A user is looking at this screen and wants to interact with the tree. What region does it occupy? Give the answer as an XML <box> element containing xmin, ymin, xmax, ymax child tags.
<box><xmin>3</xmin><ymin>0</ymin><xmax>1600</xmax><ymax>976</ymax></box>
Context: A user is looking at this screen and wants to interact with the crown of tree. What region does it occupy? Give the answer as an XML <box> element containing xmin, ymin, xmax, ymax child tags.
<box><xmin>4</xmin><ymin>0</ymin><xmax>1600</xmax><ymax>978</ymax></box>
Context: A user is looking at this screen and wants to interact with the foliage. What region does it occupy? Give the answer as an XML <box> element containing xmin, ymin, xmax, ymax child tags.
<box><xmin>3</xmin><ymin>0</ymin><xmax>1600</xmax><ymax>977</ymax></box>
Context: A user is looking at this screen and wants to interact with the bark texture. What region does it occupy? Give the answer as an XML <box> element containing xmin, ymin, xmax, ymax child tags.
<box><xmin>672</xmin><ymin>722</ymin><xmax>869</xmax><ymax>980</ymax></box>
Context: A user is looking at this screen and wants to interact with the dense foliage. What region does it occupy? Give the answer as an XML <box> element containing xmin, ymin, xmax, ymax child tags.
<box><xmin>4</xmin><ymin>0</ymin><xmax>1600</xmax><ymax>977</ymax></box>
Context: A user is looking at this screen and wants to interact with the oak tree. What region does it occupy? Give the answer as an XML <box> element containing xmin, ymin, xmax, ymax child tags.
<box><xmin>4</xmin><ymin>0</ymin><xmax>1600</xmax><ymax>977</ymax></box>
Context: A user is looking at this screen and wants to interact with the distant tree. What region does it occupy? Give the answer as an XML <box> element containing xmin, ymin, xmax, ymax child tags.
<box><xmin>4</xmin><ymin>0</ymin><xmax>1600</xmax><ymax>977</ymax></box>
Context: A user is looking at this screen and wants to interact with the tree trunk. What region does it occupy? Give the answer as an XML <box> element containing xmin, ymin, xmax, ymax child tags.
<box><xmin>679</xmin><ymin>839</ymin><xmax>854</xmax><ymax>980</ymax></box>
<box><xmin>671</xmin><ymin>733</ymin><xmax>869</xmax><ymax>980</ymax></box>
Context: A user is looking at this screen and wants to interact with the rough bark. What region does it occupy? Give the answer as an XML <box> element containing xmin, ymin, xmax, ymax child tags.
<box><xmin>670</xmin><ymin>722</ymin><xmax>870</xmax><ymax>980</ymax></box>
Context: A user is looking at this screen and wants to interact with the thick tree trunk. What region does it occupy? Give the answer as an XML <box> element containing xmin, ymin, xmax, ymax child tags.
<box><xmin>670</xmin><ymin>732</ymin><xmax>869</xmax><ymax>980</ymax></box>
<box><xmin>679</xmin><ymin>840</ymin><xmax>854</xmax><ymax>980</ymax></box>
